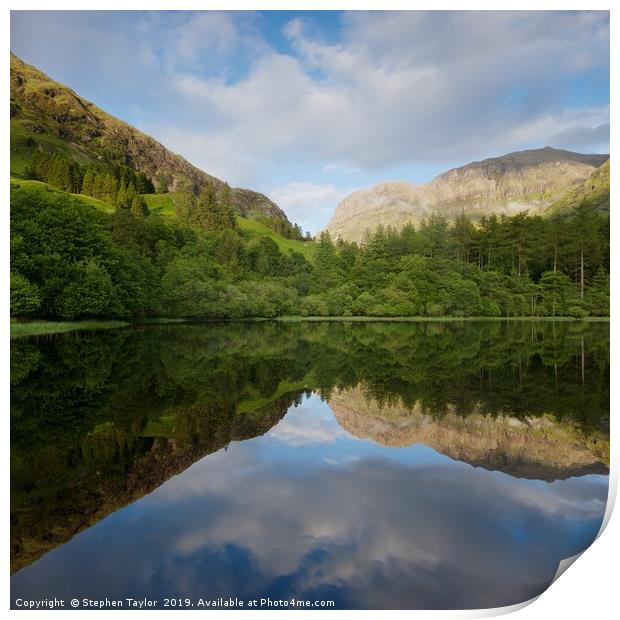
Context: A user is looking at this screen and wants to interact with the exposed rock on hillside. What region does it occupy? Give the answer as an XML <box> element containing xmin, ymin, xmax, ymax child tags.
<box><xmin>329</xmin><ymin>387</ymin><xmax>609</xmax><ymax>481</ymax></box>
<box><xmin>10</xmin><ymin>53</ymin><xmax>290</xmax><ymax>225</ymax></box>
<box><xmin>326</xmin><ymin>148</ymin><xmax>609</xmax><ymax>242</ymax></box>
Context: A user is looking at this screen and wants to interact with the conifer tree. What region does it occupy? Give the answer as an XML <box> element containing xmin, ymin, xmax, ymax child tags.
<box><xmin>156</xmin><ymin>175</ymin><xmax>169</xmax><ymax>194</ymax></box>
<box><xmin>126</xmin><ymin>182</ymin><xmax>137</xmax><ymax>207</ymax></box>
<box><xmin>105</xmin><ymin>174</ymin><xmax>118</xmax><ymax>204</ymax></box>
<box><xmin>216</xmin><ymin>183</ymin><xmax>238</xmax><ymax>231</ymax></box>
<box><xmin>197</xmin><ymin>183</ymin><xmax>219</xmax><ymax>229</ymax></box>
<box><xmin>175</xmin><ymin>180</ymin><xmax>197</xmax><ymax>224</ymax></box>
<box><xmin>116</xmin><ymin>178</ymin><xmax>128</xmax><ymax>209</ymax></box>
<box><xmin>81</xmin><ymin>169</ymin><xmax>95</xmax><ymax>195</ymax></box>
<box><xmin>130</xmin><ymin>195</ymin><xmax>150</xmax><ymax>218</ymax></box>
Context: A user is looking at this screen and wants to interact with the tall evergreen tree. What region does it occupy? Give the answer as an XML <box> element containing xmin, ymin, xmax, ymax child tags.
<box><xmin>130</xmin><ymin>195</ymin><xmax>150</xmax><ymax>218</ymax></box>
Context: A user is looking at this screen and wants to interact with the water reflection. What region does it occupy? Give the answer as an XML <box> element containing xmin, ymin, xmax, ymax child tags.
<box><xmin>10</xmin><ymin>321</ymin><xmax>609</xmax><ymax>609</ymax></box>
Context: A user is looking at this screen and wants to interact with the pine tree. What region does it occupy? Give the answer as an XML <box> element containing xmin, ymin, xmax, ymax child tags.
<box><xmin>130</xmin><ymin>195</ymin><xmax>150</xmax><ymax>218</ymax></box>
<box><xmin>70</xmin><ymin>162</ymin><xmax>83</xmax><ymax>193</ymax></box>
<box><xmin>156</xmin><ymin>175</ymin><xmax>169</xmax><ymax>194</ymax></box>
<box><xmin>197</xmin><ymin>183</ymin><xmax>219</xmax><ymax>229</ymax></box>
<box><xmin>27</xmin><ymin>150</ymin><xmax>50</xmax><ymax>181</ymax></box>
<box><xmin>216</xmin><ymin>183</ymin><xmax>237</xmax><ymax>231</ymax></box>
<box><xmin>126</xmin><ymin>182</ymin><xmax>137</xmax><ymax>208</ymax></box>
<box><xmin>116</xmin><ymin>178</ymin><xmax>128</xmax><ymax>209</ymax></box>
<box><xmin>105</xmin><ymin>174</ymin><xmax>118</xmax><ymax>204</ymax></box>
<box><xmin>175</xmin><ymin>180</ymin><xmax>197</xmax><ymax>224</ymax></box>
<box><xmin>81</xmin><ymin>169</ymin><xmax>95</xmax><ymax>196</ymax></box>
<box><xmin>567</xmin><ymin>201</ymin><xmax>601</xmax><ymax>299</ymax></box>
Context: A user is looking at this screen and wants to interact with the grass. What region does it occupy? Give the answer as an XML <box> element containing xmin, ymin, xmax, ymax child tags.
<box><xmin>10</xmin><ymin>117</ymin><xmax>91</xmax><ymax>178</ymax></box>
<box><xmin>141</xmin><ymin>194</ymin><xmax>316</xmax><ymax>258</ymax></box>
<box><xmin>142</xmin><ymin>192</ymin><xmax>179</xmax><ymax>217</ymax></box>
<box><xmin>273</xmin><ymin>315</ymin><xmax>608</xmax><ymax>323</ymax></box>
<box><xmin>236</xmin><ymin>216</ymin><xmax>316</xmax><ymax>259</ymax></box>
<box><xmin>10</xmin><ymin>320</ymin><xmax>129</xmax><ymax>339</ymax></box>
<box><xmin>10</xmin><ymin>316</ymin><xmax>606</xmax><ymax>340</ymax></box>
<box><xmin>10</xmin><ymin>178</ymin><xmax>114</xmax><ymax>212</ymax></box>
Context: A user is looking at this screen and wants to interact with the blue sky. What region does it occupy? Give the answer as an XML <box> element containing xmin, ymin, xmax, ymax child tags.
<box><xmin>11</xmin><ymin>10</ymin><xmax>609</xmax><ymax>232</ymax></box>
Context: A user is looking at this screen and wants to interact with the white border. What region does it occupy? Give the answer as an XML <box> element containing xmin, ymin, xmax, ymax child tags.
<box><xmin>2</xmin><ymin>2</ymin><xmax>616</xmax><ymax>619</ymax></box>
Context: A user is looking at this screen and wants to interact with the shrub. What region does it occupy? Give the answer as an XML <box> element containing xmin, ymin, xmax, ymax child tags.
<box><xmin>10</xmin><ymin>273</ymin><xmax>41</xmax><ymax>317</ymax></box>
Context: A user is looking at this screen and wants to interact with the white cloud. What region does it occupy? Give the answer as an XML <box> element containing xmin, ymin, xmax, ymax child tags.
<box><xmin>269</xmin><ymin>182</ymin><xmax>352</xmax><ymax>232</ymax></box>
<box><xmin>323</xmin><ymin>162</ymin><xmax>361</xmax><ymax>174</ymax></box>
<box><xmin>268</xmin><ymin>402</ymin><xmax>350</xmax><ymax>446</ymax></box>
<box><xmin>159</xmin><ymin>11</ymin><xmax>609</xmax><ymax>174</ymax></box>
<box><xmin>10</xmin><ymin>10</ymin><xmax>610</xmax><ymax>226</ymax></box>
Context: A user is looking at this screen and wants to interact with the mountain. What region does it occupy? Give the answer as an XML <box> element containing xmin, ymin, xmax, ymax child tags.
<box><xmin>9</xmin><ymin>53</ymin><xmax>291</xmax><ymax>226</ymax></box>
<box><xmin>545</xmin><ymin>158</ymin><xmax>610</xmax><ymax>216</ymax></box>
<box><xmin>329</xmin><ymin>387</ymin><xmax>609</xmax><ymax>482</ymax></box>
<box><xmin>11</xmin><ymin>391</ymin><xmax>298</xmax><ymax>573</ymax></box>
<box><xmin>326</xmin><ymin>147</ymin><xmax>609</xmax><ymax>242</ymax></box>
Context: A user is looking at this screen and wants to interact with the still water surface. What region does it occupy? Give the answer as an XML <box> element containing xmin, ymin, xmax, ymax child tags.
<box><xmin>11</xmin><ymin>321</ymin><xmax>609</xmax><ymax>609</ymax></box>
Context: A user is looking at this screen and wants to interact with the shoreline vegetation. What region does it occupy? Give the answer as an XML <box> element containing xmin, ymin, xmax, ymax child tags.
<box><xmin>10</xmin><ymin>55</ymin><xmax>610</xmax><ymax>329</ymax></box>
<box><xmin>10</xmin><ymin>181</ymin><xmax>610</xmax><ymax>326</ymax></box>
<box><xmin>9</xmin><ymin>320</ymin><xmax>130</xmax><ymax>338</ymax></box>
<box><xmin>10</xmin><ymin>315</ymin><xmax>610</xmax><ymax>338</ymax></box>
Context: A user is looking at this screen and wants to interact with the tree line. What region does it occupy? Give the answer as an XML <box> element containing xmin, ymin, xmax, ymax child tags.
<box><xmin>25</xmin><ymin>150</ymin><xmax>309</xmax><ymax>242</ymax></box>
<box><xmin>308</xmin><ymin>207</ymin><xmax>609</xmax><ymax>318</ymax></box>
<box><xmin>10</xmin><ymin>181</ymin><xmax>609</xmax><ymax>321</ymax></box>
<box><xmin>27</xmin><ymin>150</ymin><xmax>155</xmax><ymax>200</ymax></box>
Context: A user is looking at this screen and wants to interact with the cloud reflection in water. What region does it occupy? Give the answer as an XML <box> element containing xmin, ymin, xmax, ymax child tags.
<box><xmin>11</xmin><ymin>396</ymin><xmax>607</xmax><ymax>609</ymax></box>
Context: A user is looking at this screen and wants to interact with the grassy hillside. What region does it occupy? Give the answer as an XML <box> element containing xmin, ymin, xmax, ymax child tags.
<box><xmin>142</xmin><ymin>191</ymin><xmax>314</xmax><ymax>257</ymax></box>
<box><xmin>10</xmin><ymin>178</ymin><xmax>113</xmax><ymax>212</ymax></box>
<box><xmin>10</xmin><ymin>178</ymin><xmax>315</xmax><ymax>258</ymax></box>
<box><xmin>144</xmin><ymin>192</ymin><xmax>316</xmax><ymax>260</ymax></box>
<box><xmin>142</xmin><ymin>192</ymin><xmax>179</xmax><ymax>217</ymax></box>
<box><xmin>237</xmin><ymin>217</ymin><xmax>316</xmax><ymax>259</ymax></box>
<box><xmin>10</xmin><ymin>52</ymin><xmax>295</xmax><ymax>229</ymax></box>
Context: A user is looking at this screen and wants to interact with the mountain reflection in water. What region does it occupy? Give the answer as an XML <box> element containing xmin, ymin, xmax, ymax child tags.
<box><xmin>11</xmin><ymin>321</ymin><xmax>609</xmax><ymax>609</ymax></box>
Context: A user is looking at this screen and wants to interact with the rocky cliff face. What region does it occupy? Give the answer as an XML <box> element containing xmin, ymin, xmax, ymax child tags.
<box><xmin>10</xmin><ymin>53</ymin><xmax>290</xmax><ymax>224</ymax></box>
<box><xmin>328</xmin><ymin>387</ymin><xmax>609</xmax><ymax>481</ymax></box>
<box><xmin>325</xmin><ymin>148</ymin><xmax>609</xmax><ymax>242</ymax></box>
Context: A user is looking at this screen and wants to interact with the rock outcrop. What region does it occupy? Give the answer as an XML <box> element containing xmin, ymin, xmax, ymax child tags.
<box><xmin>10</xmin><ymin>53</ymin><xmax>291</xmax><ymax>225</ymax></box>
<box><xmin>325</xmin><ymin>148</ymin><xmax>609</xmax><ymax>242</ymax></box>
<box><xmin>328</xmin><ymin>386</ymin><xmax>609</xmax><ymax>481</ymax></box>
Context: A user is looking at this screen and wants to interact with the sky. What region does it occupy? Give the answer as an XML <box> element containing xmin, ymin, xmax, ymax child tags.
<box><xmin>10</xmin><ymin>10</ymin><xmax>610</xmax><ymax>233</ymax></box>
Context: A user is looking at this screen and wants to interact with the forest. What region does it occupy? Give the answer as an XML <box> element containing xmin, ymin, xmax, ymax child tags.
<box><xmin>10</xmin><ymin>172</ymin><xmax>609</xmax><ymax>320</ymax></box>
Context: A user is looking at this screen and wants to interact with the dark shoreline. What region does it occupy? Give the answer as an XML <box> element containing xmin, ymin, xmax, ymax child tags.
<box><xmin>10</xmin><ymin>315</ymin><xmax>610</xmax><ymax>339</ymax></box>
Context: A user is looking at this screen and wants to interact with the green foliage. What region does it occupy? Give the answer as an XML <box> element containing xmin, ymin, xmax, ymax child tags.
<box><xmin>130</xmin><ymin>195</ymin><xmax>149</xmax><ymax>218</ymax></box>
<box><xmin>156</xmin><ymin>174</ymin><xmax>169</xmax><ymax>194</ymax></box>
<box><xmin>10</xmin><ymin>179</ymin><xmax>609</xmax><ymax>321</ymax></box>
<box><xmin>57</xmin><ymin>259</ymin><xmax>116</xmax><ymax>320</ymax></box>
<box><xmin>10</xmin><ymin>273</ymin><xmax>41</xmax><ymax>317</ymax></box>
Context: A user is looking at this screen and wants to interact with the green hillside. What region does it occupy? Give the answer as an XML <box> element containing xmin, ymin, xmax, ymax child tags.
<box><xmin>10</xmin><ymin>52</ymin><xmax>299</xmax><ymax>235</ymax></box>
<box><xmin>10</xmin><ymin>178</ymin><xmax>314</xmax><ymax>258</ymax></box>
<box><xmin>142</xmin><ymin>192</ymin><xmax>179</xmax><ymax>217</ymax></box>
<box><xmin>10</xmin><ymin>178</ymin><xmax>113</xmax><ymax>212</ymax></box>
<box><xmin>237</xmin><ymin>217</ymin><xmax>316</xmax><ymax>259</ymax></box>
<box><xmin>142</xmin><ymin>191</ymin><xmax>314</xmax><ymax>257</ymax></box>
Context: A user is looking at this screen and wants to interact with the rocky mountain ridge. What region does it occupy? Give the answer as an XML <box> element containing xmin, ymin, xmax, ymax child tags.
<box><xmin>326</xmin><ymin>147</ymin><xmax>609</xmax><ymax>242</ymax></box>
<box><xmin>328</xmin><ymin>387</ymin><xmax>609</xmax><ymax>481</ymax></box>
<box><xmin>10</xmin><ymin>53</ymin><xmax>291</xmax><ymax>225</ymax></box>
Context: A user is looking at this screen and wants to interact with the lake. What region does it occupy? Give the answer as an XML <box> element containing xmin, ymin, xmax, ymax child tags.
<box><xmin>10</xmin><ymin>320</ymin><xmax>609</xmax><ymax>610</ymax></box>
